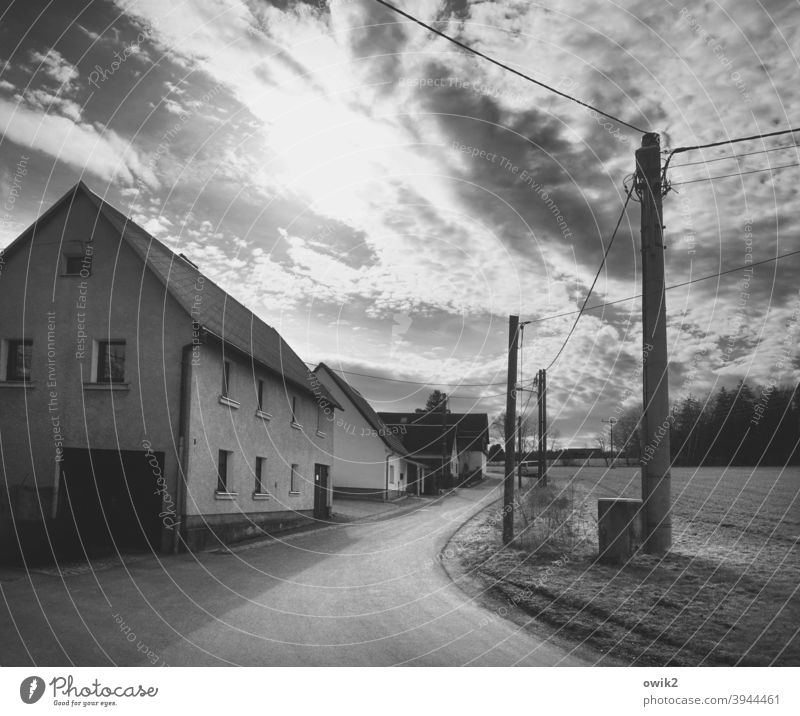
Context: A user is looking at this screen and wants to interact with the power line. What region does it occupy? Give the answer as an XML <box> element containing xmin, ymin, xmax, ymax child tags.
<box><xmin>545</xmin><ymin>184</ymin><xmax>634</xmax><ymax>371</ymax></box>
<box><xmin>306</xmin><ymin>249</ymin><xmax>800</xmax><ymax>391</ymax></box>
<box><xmin>670</xmin><ymin>142</ymin><xmax>800</xmax><ymax>169</ymax></box>
<box><xmin>671</xmin><ymin>161</ymin><xmax>800</xmax><ymax>187</ymax></box>
<box><xmin>303</xmin><ymin>362</ymin><xmax>506</xmax><ymax>387</ymax></box>
<box><xmin>371</xmin><ymin>0</ymin><xmax>648</xmax><ymax>134</ymax></box>
<box><xmin>663</xmin><ymin>126</ymin><xmax>800</xmax><ymax>177</ymax></box>
<box><xmin>528</xmin><ymin>248</ymin><xmax>800</xmax><ymax>324</ymax></box>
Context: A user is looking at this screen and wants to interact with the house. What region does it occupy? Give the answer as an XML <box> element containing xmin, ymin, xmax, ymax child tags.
<box><xmin>380</xmin><ymin>411</ymin><xmax>489</xmax><ymax>490</ymax></box>
<box><xmin>312</xmin><ymin>363</ymin><xmax>426</xmax><ymax>500</ymax></box>
<box><xmin>376</xmin><ymin>413</ymin><xmax>457</xmax><ymax>493</ymax></box>
<box><xmin>0</xmin><ymin>181</ymin><xmax>341</xmax><ymax>561</ymax></box>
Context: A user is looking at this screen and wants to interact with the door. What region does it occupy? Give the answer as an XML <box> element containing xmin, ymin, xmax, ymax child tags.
<box><xmin>313</xmin><ymin>464</ymin><xmax>330</xmax><ymax>519</ymax></box>
<box><xmin>57</xmin><ymin>448</ymin><xmax>163</xmax><ymax>556</ymax></box>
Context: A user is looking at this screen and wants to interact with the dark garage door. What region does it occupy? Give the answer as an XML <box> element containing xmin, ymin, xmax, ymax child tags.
<box><xmin>57</xmin><ymin>448</ymin><xmax>164</xmax><ymax>556</ymax></box>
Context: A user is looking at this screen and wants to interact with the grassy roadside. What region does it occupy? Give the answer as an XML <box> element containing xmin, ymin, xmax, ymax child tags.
<box><xmin>443</xmin><ymin>465</ymin><xmax>800</xmax><ymax>666</ymax></box>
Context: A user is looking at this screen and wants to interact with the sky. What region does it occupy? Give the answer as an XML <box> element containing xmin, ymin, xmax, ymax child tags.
<box><xmin>1</xmin><ymin>0</ymin><xmax>798</xmax><ymax>447</ymax></box>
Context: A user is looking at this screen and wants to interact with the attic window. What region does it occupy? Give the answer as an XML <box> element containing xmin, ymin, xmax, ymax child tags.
<box><xmin>63</xmin><ymin>253</ymin><xmax>91</xmax><ymax>276</ymax></box>
<box><xmin>400</xmin><ymin>417</ymin><xmax>408</xmax><ymax>424</ymax></box>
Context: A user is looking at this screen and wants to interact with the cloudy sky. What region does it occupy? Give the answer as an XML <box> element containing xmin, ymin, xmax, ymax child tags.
<box><xmin>1</xmin><ymin>0</ymin><xmax>798</xmax><ymax>446</ymax></box>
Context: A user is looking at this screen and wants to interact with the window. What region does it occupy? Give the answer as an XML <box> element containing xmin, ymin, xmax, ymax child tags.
<box><xmin>316</xmin><ymin>405</ymin><xmax>323</xmax><ymax>433</ymax></box>
<box><xmin>97</xmin><ymin>341</ymin><xmax>125</xmax><ymax>383</ymax></box>
<box><xmin>255</xmin><ymin>456</ymin><xmax>266</xmax><ymax>494</ymax></box>
<box><xmin>64</xmin><ymin>255</ymin><xmax>84</xmax><ymax>275</ymax></box>
<box><xmin>217</xmin><ymin>450</ymin><xmax>231</xmax><ymax>493</ymax></box>
<box><xmin>257</xmin><ymin>379</ymin><xmax>265</xmax><ymax>411</ymax></box>
<box><xmin>62</xmin><ymin>245</ymin><xmax>92</xmax><ymax>276</ymax></box>
<box><xmin>291</xmin><ymin>396</ymin><xmax>299</xmax><ymax>425</ymax></box>
<box><xmin>222</xmin><ymin>360</ymin><xmax>231</xmax><ymax>397</ymax></box>
<box><xmin>5</xmin><ymin>339</ymin><xmax>32</xmax><ymax>381</ymax></box>
<box><xmin>290</xmin><ymin>463</ymin><xmax>300</xmax><ymax>493</ymax></box>
<box><xmin>389</xmin><ymin>465</ymin><xmax>395</xmax><ymax>484</ymax></box>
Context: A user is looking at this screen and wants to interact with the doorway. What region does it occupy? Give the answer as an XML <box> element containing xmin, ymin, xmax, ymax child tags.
<box><xmin>313</xmin><ymin>463</ymin><xmax>330</xmax><ymax>519</ymax></box>
<box><xmin>57</xmin><ymin>448</ymin><xmax>164</xmax><ymax>556</ymax></box>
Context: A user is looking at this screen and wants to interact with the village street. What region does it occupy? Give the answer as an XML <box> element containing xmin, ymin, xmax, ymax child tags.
<box><xmin>0</xmin><ymin>477</ymin><xmax>602</xmax><ymax>667</ymax></box>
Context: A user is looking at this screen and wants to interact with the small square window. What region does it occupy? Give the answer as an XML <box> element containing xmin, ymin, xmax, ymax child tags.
<box><xmin>255</xmin><ymin>456</ymin><xmax>266</xmax><ymax>494</ymax></box>
<box><xmin>6</xmin><ymin>339</ymin><xmax>32</xmax><ymax>381</ymax></box>
<box><xmin>290</xmin><ymin>463</ymin><xmax>300</xmax><ymax>493</ymax></box>
<box><xmin>97</xmin><ymin>340</ymin><xmax>125</xmax><ymax>382</ymax></box>
<box><xmin>64</xmin><ymin>256</ymin><xmax>84</xmax><ymax>275</ymax></box>
<box><xmin>217</xmin><ymin>450</ymin><xmax>231</xmax><ymax>493</ymax></box>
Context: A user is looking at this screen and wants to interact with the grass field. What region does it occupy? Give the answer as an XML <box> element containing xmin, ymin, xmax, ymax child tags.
<box><xmin>449</xmin><ymin>464</ymin><xmax>800</xmax><ymax>665</ymax></box>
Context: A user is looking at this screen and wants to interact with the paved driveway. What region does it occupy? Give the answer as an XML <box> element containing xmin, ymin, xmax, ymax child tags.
<box><xmin>0</xmin><ymin>478</ymin><xmax>603</xmax><ymax>666</ymax></box>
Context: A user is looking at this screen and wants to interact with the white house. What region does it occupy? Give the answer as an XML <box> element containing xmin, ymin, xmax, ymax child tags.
<box><xmin>313</xmin><ymin>363</ymin><xmax>425</xmax><ymax>500</ymax></box>
<box><xmin>0</xmin><ymin>181</ymin><xmax>341</xmax><ymax>562</ymax></box>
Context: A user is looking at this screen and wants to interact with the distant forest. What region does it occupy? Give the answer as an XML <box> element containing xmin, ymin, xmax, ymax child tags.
<box><xmin>612</xmin><ymin>381</ymin><xmax>798</xmax><ymax>467</ymax></box>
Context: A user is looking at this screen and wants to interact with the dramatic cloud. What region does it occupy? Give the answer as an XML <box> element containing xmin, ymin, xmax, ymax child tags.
<box><xmin>1</xmin><ymin>0</ymin><xmax>797</xmax><ymax>442</ymax></box>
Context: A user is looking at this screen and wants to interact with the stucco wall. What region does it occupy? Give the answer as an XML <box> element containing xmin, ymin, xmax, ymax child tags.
<box><xmin>460</xmin><ymin>450</ymin><xmax>486</xmax><ymax>475</ymax></box>
<box><xmin>185</xmin><ymin>341</ymin><xmax>334</xmax><ymax>518</ymax></box>
<box><xmin>314</xmin><ymin>366</ymin><xmax>392</xmax><ymax>493</ymax></box>
<box><xmin>0</xmin><ymin>191</ymin><xmax>188</xmax><ymax>539</ymax></box>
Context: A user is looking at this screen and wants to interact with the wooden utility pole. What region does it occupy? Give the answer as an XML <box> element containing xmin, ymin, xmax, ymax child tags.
<box><xmin>541</xmin><ymin>368</ymin><xmax>547</xmax><ymax>486</ymax></box>
<box><xmin>602</xmin><ymin>417</ymin><xmax>617</xmax><ymax>468</ymax></box>
<box><xmin>517</xmin><ymin>415</ymin><xmax>523</xmax><ymax>488</ymax></box>
<box><xmin>536</xmin><ymin>369</ymin><xmax>543</xmax><ymax>481</ymax></box>
<box><xmin>636</xmin><ymin>132</ymin><xmax>672</xmax><ymax>554</ymax></box>
<box><xmin>440</xmin><ymin>393</ymin><xmax>448</xmax><ymax>492</ymax></box>
<box><xmin>503</xmin><ymin>315</ymin><xmax>519</xmax><ymax>545</ymax></box>
<box><xmin>536</xmin><ymin>369</ymin><xmax>548</xmax><ymax>485</ymax></box>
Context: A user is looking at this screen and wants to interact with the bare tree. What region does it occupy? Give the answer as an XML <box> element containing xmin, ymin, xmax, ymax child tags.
<box><xmin>548</xmin><ymin>427</ymin><xmax>561</xmax><ymax>454</ymax></box>
<box><xmin>594</xmin><ymin>433</ymin><xmax>609</xmax><ymax>466</ymax></box>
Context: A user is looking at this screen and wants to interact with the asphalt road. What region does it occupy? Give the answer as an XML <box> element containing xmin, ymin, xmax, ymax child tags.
<box><xmin>1</xmin><ymin>477</ymin><xmax>602</xmax><ymax>666</ymax></box>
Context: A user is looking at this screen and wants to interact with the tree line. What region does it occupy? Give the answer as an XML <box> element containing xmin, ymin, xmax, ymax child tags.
<box><xmin>612</xmin><ymin>381</ymin><xmax>798</xmax><ymax>467</ymax></box>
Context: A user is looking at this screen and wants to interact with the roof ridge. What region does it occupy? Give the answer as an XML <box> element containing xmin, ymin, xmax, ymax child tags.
<box><xmin>316</xmin><ymin>363</ymin><xmax>409</xmax><ymax>457</ymax></box>
<box><xmin>81</xmin><ymin>186</ymin><xmax>276</xmax><ymax>331</ymax></box>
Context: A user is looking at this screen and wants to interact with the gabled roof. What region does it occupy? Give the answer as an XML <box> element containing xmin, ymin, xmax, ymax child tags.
<box><xmin>3</xmin><ymin>181</ymin><xmax>337</xmax><ymax>404</ymax></box>
<box><xmin>394</xmin><ymin>423</ymin><xmax>458</xmax><ymax>457</ymax></box>
<box><xmin>380</xmin><ymin>412</ymin><xmax>489</xmax><ymax>442</ymax></box>
<box><xmin>314</xmin><ymin>363</ymin><xmax>407</xmax><ymax>456</ymax></box>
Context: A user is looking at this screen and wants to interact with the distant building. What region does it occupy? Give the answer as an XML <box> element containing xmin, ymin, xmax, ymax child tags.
<box><xmin>0</xmin><ymin>182</ymin><xmax>340</xmax><ymax>561</ymax></box>
<box><xmin>312</xmin><ymin>363</ymin><xmax>426</xmax><ymax>500</ymax></box>
<box><xmin>379</xmin><ymin>411</ymin><xmax>489</xmax><ymax>491</ymax></box>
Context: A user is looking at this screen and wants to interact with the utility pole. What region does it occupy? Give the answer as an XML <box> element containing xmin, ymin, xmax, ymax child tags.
<box><xmin>536</xmin><ymin>369</ymin><xmax>543</xmax><ymax>481</ymax></box>
<box><xmin>517</xmin><ymin>414</ymin><xmax>523</xmax><ymax>488</ymax></box>
<box><xmin>440</xmin><ymin>393</ymin><xmax>448</xmax><ymax>492</ymax></box>
<box><xmin>536</xmin><ymin>369</ymin><xmax>548</xmax><ymax>485</ymax></box>
<box><xmin>602</xmin><ymin>417</ymin><xmax>617</xmax><ymax>468</ymax></box>
<box><xmin>503</xmin><ymin>315</ymin><xmax>519</xmax><ymax>545</ymax></box>
<box><xmin>636</xmin><ymin>132</ymin><xmax>672</xmax><ymax>554</ymax></box>
<box><xmin>541</xmin><ymin>368</ymin><xmax>547</xmax><ymax>486</ymax></box>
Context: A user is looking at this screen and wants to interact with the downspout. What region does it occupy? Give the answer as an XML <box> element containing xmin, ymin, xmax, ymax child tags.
<box><xmin>385</xmin><ymin>454</ymin><xmax>391</xmax><ymax>502</ymax></box>
<box><xmin>174</xmin><ymin>342</ymin><xmax>193</xmax><ymax>554</ymax></box>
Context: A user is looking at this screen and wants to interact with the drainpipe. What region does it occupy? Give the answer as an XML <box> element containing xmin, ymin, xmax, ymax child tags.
<box><xmin>174</xmin><ymin>343</ymin><xmax>194</xmax><ymax>554</ymax></box>
<box><xmin>385</xmin><ymin>454</ymin><xmax>391</xmax><ymax>502</ymax></box>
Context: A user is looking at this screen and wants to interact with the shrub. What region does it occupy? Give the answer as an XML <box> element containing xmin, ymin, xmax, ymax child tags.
<box><xmin>513</xmin><ymin>482</ymin><xmax>591</xmax><ymax>556</ymax></box>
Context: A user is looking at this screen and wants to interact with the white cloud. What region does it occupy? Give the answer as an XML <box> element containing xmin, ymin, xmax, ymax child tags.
<box><xmin>29</xmin><ymin>49</ymin><xmax>79</xmax><ymax>88</ymax></box>
<box><xmin>0</xmin><ymin>97</ymin><xmax>156</xmax><ymax>186</ymax></box>
<box><xmin>100</xmin><ymin>0</ymin><xmax>798</xmax><ymax>440</ymax></box>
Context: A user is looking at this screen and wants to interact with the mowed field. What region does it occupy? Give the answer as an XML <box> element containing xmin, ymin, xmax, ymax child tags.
<box><xmin>450</xmin><ymin>464</ymin><xmax>800</xmax><ymax>665</ymax></box>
